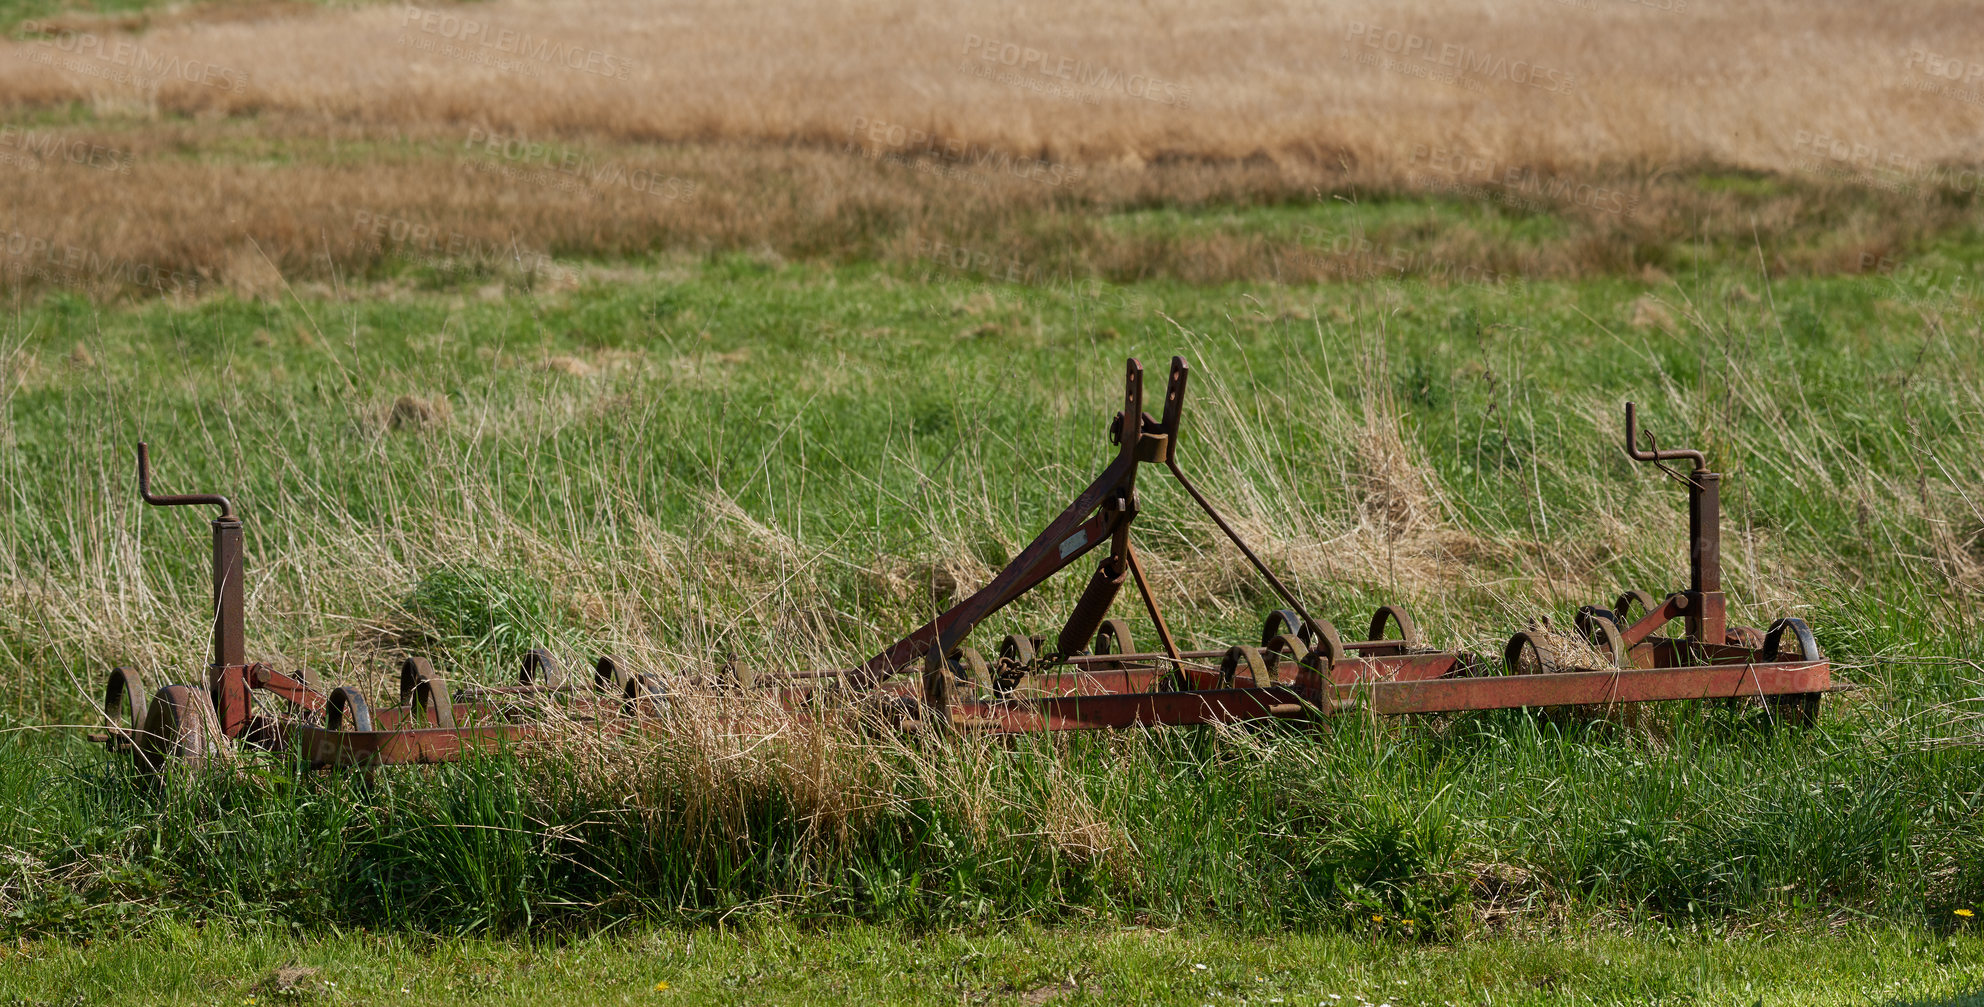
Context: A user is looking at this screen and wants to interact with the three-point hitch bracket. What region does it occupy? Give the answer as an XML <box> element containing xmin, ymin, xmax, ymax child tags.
<box><xmin>846</xmin><ymin>358</ymin><xmax>1190</xmax><ymax>707</ymax></box>
<box><xmin>844</xmin><ymin>355</ymin><xmax>1456</xmax><ymax>730</ymax></box>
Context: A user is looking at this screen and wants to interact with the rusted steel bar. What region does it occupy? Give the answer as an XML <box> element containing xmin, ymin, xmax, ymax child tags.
<box><xmin>849</xmin><ymin>459</ymin><xmax>1133</xmax><ymax>685</ymax></box>
<box><xmin>136</xmin><ymin>442</ymin><xmax>235</xmax><ymax>517</ymax></box>
<box><xmin>245</xmin><ymin>664</ymin><xmax>324</xmax><ymax>713</ymax></box>
<box><xmin>1124</xmin><ymin>544</ymin><xmax>1182</xmax><ymax>667</ymax></box>
<box><xmin>1616</xmin><ymin>592</ymin><xmax>1690</xmax><ymax>649</ymax></box>
<box><xmin>964</xmin><ymin>686</ymin><xmax>1312</xmax><ymax>732</ymax></box>
<box><xmin>1162</xmin><ymin>456</ymin><xmax>1325</xmax><ymax>642</ymax></box>
<box><xmin>291</xmin><ymin>723</ymin><xmax>540</xmax><ymax>769</ymax></box>
<box><xmin>1622</xmin><ymin>402</ymin><xmax>1724</xmax><ymax>645</ymax></box>
<box><xmin>137</xmin><ymin>443</ymin><xmax>253</xmax><ymax>733</ymax></box>
<box><xmin>1057</xmin><ymin>555</ymin><xmax>1129</xmax><ymax>662</ymax></box>
<box><xmin>848</xmin><ymin>359</ymin><xmax>1173</xmax><ymax>686</ymax></box>
<box><xmin>951</xmin><ymin>657</ymin><xmax>1829</xmax><ymax>733</ymax></box>
<box><xmin>1344</xmin><ymin>661</ymin><xmax>1829</xmax><ymax>716</ymax></box>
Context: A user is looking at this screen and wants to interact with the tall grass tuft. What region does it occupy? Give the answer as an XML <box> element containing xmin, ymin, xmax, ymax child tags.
<box><xmin>404</xmin><ymin>562</ymin><xmax>563</xmax><ymax>670</ymax></box>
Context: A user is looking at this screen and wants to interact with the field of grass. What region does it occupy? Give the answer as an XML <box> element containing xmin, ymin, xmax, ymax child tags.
<box><xmin>6</xmin><ymin>0</ymin><xmax>1983</xmax><ymax>170</ymax></box>
<box><xmin>4</xmin><ymin>109</ymin><xmax>1981</xmax><ymax>300</ymax></box>
<box><xmin>3</xmin><ymin>0</ymin><xmax>1984</xmax><ymax>298</ymax></box>
<box><xmin>7</xmin><ymin>923</ymin><xmax>1984</xmax><ymax>1005</ymax></box>
<box><xmin>5</xmin><ymin>0</ymin><xmax>1984</xmax><ymax>1000</ymax></box>
<box><xmin>2</xmin><ymin>245</ymin><xmax>1983</xmax><ymax>1000</ymax></box>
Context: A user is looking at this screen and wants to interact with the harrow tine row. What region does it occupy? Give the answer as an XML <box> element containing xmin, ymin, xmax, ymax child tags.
<box><xmin>91</xmin><ymin>357</ymin><xmax>1836</xmax><ymax>776</ymax></box>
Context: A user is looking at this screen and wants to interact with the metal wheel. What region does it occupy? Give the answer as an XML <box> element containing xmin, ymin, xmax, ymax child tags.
<box><xmin>593</xmin><ymin>655</ymin><xmax>633</xmax><ymax>695</ymax></box>
<box><xmin>1575</xmin><ymin>611</ymin><xmax>1629</xmax><ymax>668</ymax></box>
<box><xmin>1299</xmin><ymin>620</ymin><xmax>1347</xmax><ymax>676</ymax></box>
<box><xmin>1502</xmin><ymin>630</ymin><xmax>1556</xmax><ymax>676</ymax></box>
<box><xmin>1573</xmin><ymin>605</ymin><xmax>1616</xmax><ymax>641</ymax></box>
<box><xmin>1725</xmin><ymin>625</ymin><xmax>1766</xmax><ymax>651</ymax></box>
<box><xmin>623</xmin><ymin>672</ymin><xmax>669</xmax><ymax>718</ymax></box>
<box><xmin>1263</xmin><ymin>632</ymin><xmax>1309</xmax><ymax>661</ymax></box>
<box><xmin>135</xmin><ymin>683</ymin><xmax>228</xmax><ymax>776</ymax></box>
<box><xmin>1762</xmin><ymin>617</ymin><xmax>1823</xmax><ymax>726</ymax></box>
<box><xmin>1613</xmin><ymin>590</ymin><xmax>1658</xmax><ymax>626</ymax></box>
<box><xmin>103</xmin><ymin>666</ymin><xmax>149</xmax><ymax>742</ymax></box>
<box><xmin>1219</xmin><ymin>644</ymin><xmax>1273</xmax><ymax>688</ymax></box>
<box><xmin>1092</xmin><ymin>619</ymin><xmax>1134</xmax><ymax>668</ymax></box>
<box><xmin>399</xmin><ymin>657</ymin><xmax>431</xmax><ymax>705</ymax></box>
<box><xmin>1260</xmin><ymin>635</ymin><xmax>1306</xmax><ymax>686</ymax></box>
<box><xmin>1368</xmin><ymin>605</ymin><xmax>1422</xmax><ymax>649</ymax></box>
<box><xmin>323</xmin><ymin>686</ymin><xmax>374</xmax><ymax>732</ymax></box>
<box><xmin>400</xmin><ymin>657</ymin><xmax>456</xmax><ymax>729</ymax></box>
<box><xmin>1260</xmin><ymin>609</ymin><xmax>1310</xmax><ymax>647</ymax></box>
<box><xmin>520</xmin><ymin>649</ymin><xmax>565</xmax><ymax>690</ymax></box>
<box><xmin>998</xmin><ymin>633</ymin><xmax>1038</xmax><ymax>667</ymax></box>
<box><xmin>949</xmin><ymin>646</ymin><xmax>994</xmax><ymax>696</ymax></box>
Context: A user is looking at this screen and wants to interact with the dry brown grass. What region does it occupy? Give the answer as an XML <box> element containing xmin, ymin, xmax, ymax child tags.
<box><xmin>0</xmin><ymin>122</ymin><xmax>1963</xmax><ymax>299</ymax></box>
<box><xmin>0</xmin><ymin>0</ymin><xmax>1978</xmax><ymax>295</ymax></box>
<box><xmin>7</xmin><ymin>0</ymin><xmax>1984</xmax><ymax>170</ymax></box>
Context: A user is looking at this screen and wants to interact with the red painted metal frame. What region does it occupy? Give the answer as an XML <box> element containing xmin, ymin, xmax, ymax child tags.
<box><xmin>940</xmin><ymin>653</ymin><xmax>1828</xmax><ymax>734</ymax></box>
<box><xmin>1349</xmin><ymin>661</ymin><xmax>1829</xmax><ymax>715</ymax></box>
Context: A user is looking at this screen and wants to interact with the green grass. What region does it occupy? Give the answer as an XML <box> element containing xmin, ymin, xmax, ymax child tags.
<box><xmin>5</xmin><ymin>0</ymin><xmax>168</xmax><ymax>28</ymax></box>
<box><xmin>8</xmin><ymin>258</ymin><xmax>1978</xmax><ymax>658</ymax></box>
<box><xmin>3</xmin><ymin>254</ymin><xmax>1984</xmax><ymax>997</ymax></box>
<box><xmin>4</xmin><ymin>0</ymin><xmax>366</xmax><ymax>32</ymax></box>
<box><xmin>5</xmin><ymin>922</ymin><xmax>1983</xmax><ymax>1005</ymax></box>
<box><xmin>7</xmin><ymin>706</ymin><xmax>1976</xmax><ymax>937</ymax></box>
<box><xmin>1100</xmin><ymin>196</ymin><xmax>1573</xmax><ymax>247</ymax></box>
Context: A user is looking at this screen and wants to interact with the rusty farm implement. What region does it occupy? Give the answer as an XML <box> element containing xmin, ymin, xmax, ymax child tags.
<box><xmin>91</xmin><ymin>356</ymin><xmax>1832</xmax><ymax>775</ymax></box>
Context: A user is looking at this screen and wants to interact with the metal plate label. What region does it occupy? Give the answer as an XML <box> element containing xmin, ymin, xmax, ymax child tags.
<box><xmin>1058</xmin><ymin>530</ymin><xmax>1088</xmax><ymax>557</ymax></box>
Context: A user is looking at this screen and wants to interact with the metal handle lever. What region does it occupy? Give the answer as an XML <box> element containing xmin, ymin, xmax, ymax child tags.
<box><xmin>137</xmin><ymin>442</ymin><xmax>235</xmax><ymax>519</ymax></box>
<box><xmin>1622</xmin><ymin>402</ymin><xmax>1706</xmax><ymax>472</ymax></box>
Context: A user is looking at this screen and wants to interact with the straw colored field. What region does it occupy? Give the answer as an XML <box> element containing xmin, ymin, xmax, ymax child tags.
<box><xmin>6</xmin><ymin>0</ymin><xmax>1983</xmax><ymax>171</ymax></box>
<box><xmin>0</xmin><ymin>0</ymin><xmax>1981</xmax><ymax>296</ymax></box>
